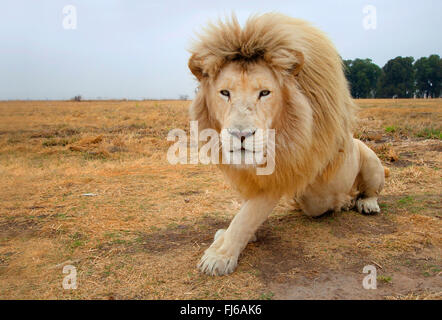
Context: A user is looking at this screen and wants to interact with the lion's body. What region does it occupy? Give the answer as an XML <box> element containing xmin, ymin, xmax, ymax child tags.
<box><xmin>299</xmin><ymin>138</ymin><xmax>385</xmax><ymax>216</ymax></box>
<box><xmin>188</xmin><ymin>13</ymin><xmax>386</xmax><ymax>275</ymax></box>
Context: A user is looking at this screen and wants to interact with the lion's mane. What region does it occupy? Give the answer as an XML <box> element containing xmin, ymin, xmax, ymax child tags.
<box><xmin>188</xmin><ymin>13</ymin><xmax>356</xmax><ymax>198</ymax></box>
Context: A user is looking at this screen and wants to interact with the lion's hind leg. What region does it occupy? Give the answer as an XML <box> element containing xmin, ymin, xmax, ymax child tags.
<box><xmin>355</xmin><ymin>139</ymin><xmax>385</xmax><ymax>215</ymax></box>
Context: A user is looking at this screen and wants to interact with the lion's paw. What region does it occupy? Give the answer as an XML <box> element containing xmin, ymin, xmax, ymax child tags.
<box><xmin>356</xmin><ymin>197</ymin><xmax>380</xmax><ymax>215</ymax></box>
<box><xmin>197</xmin><ymin>248</ymin><xmax>238</xmax><ymax>276</ymax></box>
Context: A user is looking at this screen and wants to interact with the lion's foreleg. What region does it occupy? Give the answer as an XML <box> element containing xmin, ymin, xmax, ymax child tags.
<box><xmin>198</xmin><ymin>196</ymin><xmax>278</xmax><ymax>276</ymax></box>
<box><xmin>355</xmin><ymin>139</ymin><xmax>385</xmax><ymax>214</ymax></box>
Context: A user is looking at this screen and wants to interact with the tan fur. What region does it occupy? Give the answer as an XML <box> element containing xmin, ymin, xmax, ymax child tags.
<box><xmin>188</xmin><ymin>13</ymin><xmax>385</xmax><ymax>276</ymax></box>
<box><xmin>189</xmin><ymin>13</ymin><xmax>356</xmax><ymax>198</ymax></box>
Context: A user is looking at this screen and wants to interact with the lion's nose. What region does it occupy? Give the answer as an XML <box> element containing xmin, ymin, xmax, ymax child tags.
<box><xmin>227</xmin><ymin>128</ymin><xmax>256</xmax><ymax>140</ymax></box>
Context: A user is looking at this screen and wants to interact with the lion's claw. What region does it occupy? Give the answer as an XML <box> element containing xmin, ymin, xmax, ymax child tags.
<box><xmin>356</xmin><ymin>197</ymin><xmax>380</xmax><ymax>215</ymax></box>
<box><xmin>197</xmin><ymin>248</ymin><xmax>238</xmax><ymax>276</ymax></box>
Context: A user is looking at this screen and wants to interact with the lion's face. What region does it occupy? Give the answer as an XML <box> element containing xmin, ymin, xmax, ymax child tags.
<box><xmin>189</xmin><ymin>13</ymin><xmax>355</xmax><ymax>194</ymax></box>
<box><xmin>206</xmin><ymin>62</ymin><xmax>283</xmax><ymax>166</ymax></box>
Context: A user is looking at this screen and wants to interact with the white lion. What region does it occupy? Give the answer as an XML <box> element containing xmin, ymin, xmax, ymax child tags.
<box><xmin>188</xmin><ymin>13</ymin><xmax>386</xmax><ymax>276</ymax></box>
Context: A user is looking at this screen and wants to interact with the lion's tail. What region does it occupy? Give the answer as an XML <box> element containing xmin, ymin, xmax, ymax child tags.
<box><xmin>384</xmin><ymin>167</ymin><xmax>390</xmax><ymax>178</ymax></box>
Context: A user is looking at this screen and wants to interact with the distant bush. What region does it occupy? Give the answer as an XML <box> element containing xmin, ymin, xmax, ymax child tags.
<box><xmin>72</xmin><ymin>95</ymin><xmax>82</xmax><ymax>102</ymax></box>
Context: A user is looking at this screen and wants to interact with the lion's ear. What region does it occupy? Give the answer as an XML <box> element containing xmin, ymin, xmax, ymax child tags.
<box><xmin>266</xmin><ymin>49</ymin><xmax>304</xmax><ymax>76</ymax></box>
<box><xmin>291</xmin><ymin>50</ymin><xmax>304</xmax><ymax>76</ymax></box>
<box><xmin>188</xmin><ymin>54</ymin><xmax>204</xmax><ymax>81</ymax></box>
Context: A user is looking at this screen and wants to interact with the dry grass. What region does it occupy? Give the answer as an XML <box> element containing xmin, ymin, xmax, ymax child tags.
<box><xmin>0</xmin><ymin>99</ymin><xmax>441</xmax><ymax>300</ymax></box>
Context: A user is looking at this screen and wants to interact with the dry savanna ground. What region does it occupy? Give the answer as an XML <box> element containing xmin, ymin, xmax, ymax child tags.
<box><xmin>0</xmin><ymin>99</ymin><xmax>441</xmax><ymax>300</ymax></box>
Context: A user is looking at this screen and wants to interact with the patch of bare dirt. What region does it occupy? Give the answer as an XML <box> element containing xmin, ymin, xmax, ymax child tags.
<box><xmin>249</xmin><ymin>229</ymin><xmax>315</xmax><ymax>283</ymax></box>
<box><xmin>270</xmin><ymin>268</ymin><xmax>441</xmax><ymax>299</ymax></box>
<box><xmin>0</xmin><ymin>219</ymin><xmax>41</xmax><ymax>239</ymax></box>
<box><xmin>95</xmin><ymin>215</ymin><xmax>228</xmax><ymax>254</ymax></box>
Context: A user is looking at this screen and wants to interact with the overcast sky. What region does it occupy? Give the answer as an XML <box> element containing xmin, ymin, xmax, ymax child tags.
<box><xmin>0</xmin><ymin>0</ymin><xmax>441</xmax><ymax>100</ymax></box>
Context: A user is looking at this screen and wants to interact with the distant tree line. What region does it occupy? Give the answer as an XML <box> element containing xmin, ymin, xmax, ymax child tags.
<box><xmin>343</xmin><ymin>55</ymin><xmax>441</xmax><ymax>98</ymax></box>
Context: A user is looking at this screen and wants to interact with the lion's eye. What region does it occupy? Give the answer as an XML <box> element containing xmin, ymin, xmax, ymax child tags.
<box><xmin>259</xmin><ymin>90</ymin><xmax>271</xmax><ymax>98</ymax></box>
<box><xmin>220</xmin><ymin>90</ymin><xmax>230</xmax><ymax>97</ymax></box>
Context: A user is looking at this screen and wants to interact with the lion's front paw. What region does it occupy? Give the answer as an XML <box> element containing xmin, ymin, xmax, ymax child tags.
<box><xmin>197</xmin><ymin>248</ymin><xmax>238</xmax><ymax>276</ymax></box>
<box><xmin>356</xmin><ymin>197</ymin><xmax>380</xmax><ymax>215</ymax></box>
